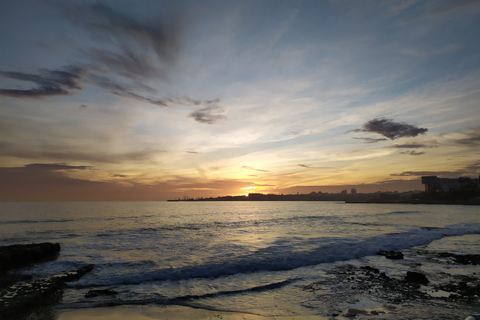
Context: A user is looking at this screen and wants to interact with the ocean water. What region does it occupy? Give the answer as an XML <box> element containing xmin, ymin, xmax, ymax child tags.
<box><xmin>1</xmin><ymin>201</ymin><xmax>479</xmax><ymax>318</ymax></box>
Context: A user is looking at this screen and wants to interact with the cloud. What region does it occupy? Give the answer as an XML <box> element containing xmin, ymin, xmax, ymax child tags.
<box><xmin>297</xmin><ymin>164</ymin><xmax>331</xmax><ymax>169</ymax></box>
<box><xmin>0</xmin><ymin>65</ymin><xmax>87</xmax><ymax>98</ymax></box>
<box><xmin>449</xmin><ymin>128</ymin><xmax>480</xmax><ymax>147</ymax></box>
<box><xmin>395</xmin><ymin>162</ymin><xmax>479</xmax><ymax>179</ymax></box>
<box><xmin>24</xmin><ymin>163</ymin><xmax>93</xmax><ymax>171</ymax></box>
<box><xmin>87</xmin><ymin>73</ymin><xmax>173</xmax><ymax>106</ymax></box>
<box><xmin>0</xmin><ymin>144</ymin><xmax>163</xmax><ymax>164</ymax></box>
<box><xmin>57</xmin><ymin>2</ymin><xmax>183</xmax><ymax>79</ymax></box>
<box><xmin>189</xmin><ymin>106</ymin><xmax>227</xmax><ymax>124</ymax></box>
<box><xmin>350</xmin><ymin>118</ymin><xmax>428</xmax><ymax>140</ymax></box>
<box><xmin>352</xmin><ymin>137</ymin><xmax>388</xmax><ymax>143</ymax></box>
<box><xmin>400</xmin><ymin>151</ymin><xmax>425</xmax><ymax>156</ymax></box>
<box><xmin>389</xmin><ymin>143</ymin><xmax>437</xmax><ymax>149</ymax></box>
<box><xmin>242</xmin><ymin>166</ymin><xmax>269</xmax><ymax>173</ymax></box>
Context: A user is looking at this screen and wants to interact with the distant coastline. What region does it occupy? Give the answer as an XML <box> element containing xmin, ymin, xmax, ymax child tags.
<box><xmin>168</xmin><ymin>191</ymin><xmax>479</xmax><ymax>205</ymax></box>
<box><xmin>168</xmin><ymin>176</ymin><xmax>480</xmax><ymax>205</ymax></box>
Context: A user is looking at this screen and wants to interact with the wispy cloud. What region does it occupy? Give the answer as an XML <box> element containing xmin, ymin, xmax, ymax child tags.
<box><xmin>446</xmin><ymin>128</ymin><xmax>480</xmax><ymax>147</ymax></box>
<box><xmin>389</xmin><ymin>142</ymin><xmax>437</xmax><ymax>149</ymax></box>
<box><xmin>350</xmin><ymin>118</ymin><xmax>428</xmax><ymax>140</ymax></box>
<box><xmin>0</xmin><ymin>65</ymin><xmax>87</xmax><ymax>98</ymax></box>
<box><xmin>57</xmin><ymin>2</ymin><xmax>183</xmax><ymax>79</ymax></box>
<box><xmin>242</xmin><ymin>166</ymin><xmax>269</xmax><ymax>173</ymax></box>
<box><xmin>352</xmin><ymin>137</ymin><xmax>388</xmax><ymax>144</ymax></box>
<box><xmin>391</xmin><ymin>171</ymin><xmax>457</xmax><ymax>177</ymax></box>
<box><xmin>25</xmin><ymin>163</ymin><xmax>93</xmax><ymax>171</ymax></box>
<box><xmin>400</xmin><ymin>151</ymin><xmax>425</xmax><ymax>156</ymax></box>
<box><xmin>189</xmin><ymin>106</ymin><xmax>227</xmax><ymax>124</ymax></box>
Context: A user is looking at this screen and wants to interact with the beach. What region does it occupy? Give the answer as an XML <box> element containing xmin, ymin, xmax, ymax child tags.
<box><xmin>57</xmin><ymin>305</ymin><xmax>329</xmax><ymax>320</ymax></box>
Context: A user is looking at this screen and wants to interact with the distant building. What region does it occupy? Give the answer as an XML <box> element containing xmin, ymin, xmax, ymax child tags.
<box><xmin>351</xmin><ymin>188</ymin><xmax>357</xmax><ymax>195</ymax></box>
<box><xmin>421</xmin><ymin>175</ymin><xmax>480</xmax><ymax>194</ymax></box>
<box><xmin>341</xmin><ymin>190</ymin><xmax>347</xmax><ymax>195</ymax></box>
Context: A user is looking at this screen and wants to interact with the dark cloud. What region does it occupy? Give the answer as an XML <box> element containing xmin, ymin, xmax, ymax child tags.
<box><xmin>0</xmin><ymin>144</ymin><xmax>162</xmax><ymax>164</ymax></box>
<box><xmin>87</xmin><ymin>74</ymin><xmax>168</xmax><ymax>107</ymax></box>
<box><xmin>0</xmin><ymin>4</ymin><xmax>222</xmax><ymax>109</ymax></box>
<box><xmin>391</xmin><ymin>171</ymin><xmax>460</xmax><ymax>178</ymax></box>
<box><xmin>242</xmin><ymin>166</ymin><xmax>269</xmax><ymax>173</ymax></box>
<box><xmin>84</xmin><ymin>47</ymin><xmax>164</xmax><ymax>80</ymax></box>
<box><xmin>352</xmin><ymin>137</ymin><xmax>388</xmax><ymax>143</ymax></box>
<box><xmin>351</xmin><ymin>118</ymin><xmax>428</xmax><ymax>140</ymax></box>
<box><xmin>189</xmin><ymin>106</ymin><xmax>227</xmax><ymax>124</ymax></box>
<box><xmin>0</xmin><ymin>65</ymin><xmax>87</xmax><ymax>98</ymax></box>
<box><xmin>465</xmin><ymin>161</ymin><xmax>480</xmax><ymax>172</ymax></box>
<box><xmin>390</xmin><ymin>143</ymin><xmax>437</xmax><ymax>149</ymax></box>
<box><xmin>449</xmin><ymin>128</ymin><xmax>480</xmax><ymax>147</ymax></box>
<box><xmin>58</xmin><ymin>2</ymin><xmax>183</xmax><ymax>79</ymax></box>
<box><xmin>113</xmin><ymin>174</ymin><xmax>127</xmax><ymax>178</ymax></box>
<box><xmin>24</xmin><ymin>163</ymin><xmax>92</xmax><ymax>171</ymax></box>
<box><xmin>297</xmin><ymin>163</ymin><xmax>332</xmax><ymax>169</ymax></box>
<box><xmin>400</xmin><ymin>151</ymin><xmax>425</xmax><ymax>156</ymax></box>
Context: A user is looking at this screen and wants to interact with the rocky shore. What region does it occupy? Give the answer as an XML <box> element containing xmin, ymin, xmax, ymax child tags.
<box><xmin>0</xmin><ymin>243</ymin><xmax>93</xmax><ymax>320</ymax></box>
<box><xmin>303</xmin><ymin>248</ymin><xmax>480</xmax><ymax>319</ymax></box>
<box><xmin>1</xmin><ymin>242</ymin><xmax>479</xmax><ymax>320</ymax></box>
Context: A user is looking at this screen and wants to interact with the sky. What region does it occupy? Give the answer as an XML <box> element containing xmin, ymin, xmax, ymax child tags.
<box><xmin>0</xmin><ymin>0</ymin><xmax>479</xmax><ymax>201</ymax></box>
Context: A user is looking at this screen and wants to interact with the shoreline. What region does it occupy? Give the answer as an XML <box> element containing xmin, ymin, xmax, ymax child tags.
<box><xmin>56</xmin><ymin>304</ymin><xmax>329</xmax><ymax>320</ymax></box>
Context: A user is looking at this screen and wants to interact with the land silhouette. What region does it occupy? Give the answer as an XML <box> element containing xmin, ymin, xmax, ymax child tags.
<box><xmin>169</xmin><ymin>176</ymin><xmax>480</xmax><ymax>205</ymax></box>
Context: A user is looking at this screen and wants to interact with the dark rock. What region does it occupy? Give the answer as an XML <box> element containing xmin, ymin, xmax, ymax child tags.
<box><xmin>453</xmin><ymin>254</ymin><xmax>480</xmax><ymax>265</ymax></box>
<box><xmin>405</xmin><ymin>271</ymin><xmax>429</xmax><ymax>284</ymax></box>
<box><xmin>377</xmin><ymin>250</ymin><xmax>404</xmax><ymax>260</ymax></box>
<box><xmin>57</xmin><ymin>264</ymin><xmax>94</xmax><ymax>282</ymax></box>
<box><xmin>85</xmin><ymin>289</ymin><xmax>118</xmax><ymax>298</ymax></box>
<box><xmin>436</xmin><ymin>252</ymin><xmax>480</xmax><ymax>265</ymax></box>
<box><xmin>437</xmin><ymin>252</ymin><xmax>455</xmax><ymax>258</ymax></box>
<box><xmin>0</xmin><ymin>265</ymin><xmax>94</xmax><ymax>319</ymax></box>
<box><xmin>361</xmin><ymin>266</ymin><xmax>380</xmax><ymax>273</ymax></box>
<box><xmin>0</xmin><ymin>243</ymin><xmax>60</xmax><ymax>274</ymax></box>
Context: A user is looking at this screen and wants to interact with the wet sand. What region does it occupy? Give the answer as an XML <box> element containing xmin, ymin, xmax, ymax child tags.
<box><xmin>57</xmin><ymin>305</ymin><xmax>328</xmax><ymax>320</ymax></box>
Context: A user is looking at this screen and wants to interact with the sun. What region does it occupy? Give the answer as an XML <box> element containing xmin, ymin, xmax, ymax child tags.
<box><xmin>241</xmin><ymin>186</ymin><xmax>257</xmax><ymax>196</ymax></box>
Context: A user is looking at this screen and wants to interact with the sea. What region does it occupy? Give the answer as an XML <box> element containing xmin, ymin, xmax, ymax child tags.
<box><xmin>1</xmin><ymin>201</ymin><xmax>479</xmax><ymax>319</ymax></box>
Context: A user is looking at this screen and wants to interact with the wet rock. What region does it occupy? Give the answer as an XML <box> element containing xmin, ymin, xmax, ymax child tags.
<box><xmin>436</xmin><ymin>278</ymin><xmax>480</xmax><ymax>300</ymax></box>
<box><xmin>405</xmin><ymin>271</ymin><xmax>429</xmax><ymax>284</ymax></box>
<box><xmin>436</xmin><ymin>252</ymin><xmax>480</xmax><ymax>265</ymax></box>
<box><xmin>453</xmin><ymin>254</ymin><xmax>480</xmax><ymax>265</ymax></box>
<box><xmin>377</xmin><ymin>250</ymin><xmax>404</xmax><ymax>260</ymax></box>
<box><xmin>344</xmin><ymin>308</ymin><xmax>369</xmax><ymax>317</ymax></box>
<box><xmin>0</xmin><ymin>265</ymin><xmax>94</xmax><ymax>319</ymax></box>
<box><xmin>361</xmin><ymin>266</ymin><xmax>379</xmax><ymax>274</ymax></box>
<box><xmin>57</xmin><ymin>264</ymin><xmax>94</xmax><ymax>282</ymax></box>
<box><xmin>85</xmin><ymin>289</ymin><xmax>118</xmax><ymax>298</ymax></box>
<box><xmin>0</xmin><ymin>243</ymin><xmax>60</xmax><ymax>274</ymax></box>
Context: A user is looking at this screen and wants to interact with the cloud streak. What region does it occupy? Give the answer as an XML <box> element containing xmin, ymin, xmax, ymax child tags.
<box><xmin>389</xmin><ymin>143</ymin><xmax>437</xmax><ymax>149</ymax></box>
<box><xmin>0</xmin><ymin>65</ymin><xmax>87</xmax><ymax>98</ymax></box>
<box><xmin>351</xmin><ymin>118</ymin><xmax>428</xmax><ymax>140</ymax></box>
<box><xmin>189</xmin><ymin>106</ymin><xmax>227</xmax><ymax>124</ymax></box>
<box><xmin>242</xmin><ymin>166</ymin><xmax>269</xmax><ymax>173</ymax></box>
<box><xmin>58</xmin><ymin>2</ymin><xmax>184</xmax><ymax>79</ymax></box>
<box><xmin>24</xmin><ymin>163</ymin><xmax>93</xmax><ymax>171</ymax></box>
<box><xmin>352</xmin><ymin>137</ymin><xmax>388</xmax><ymax>144</ymax></box>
